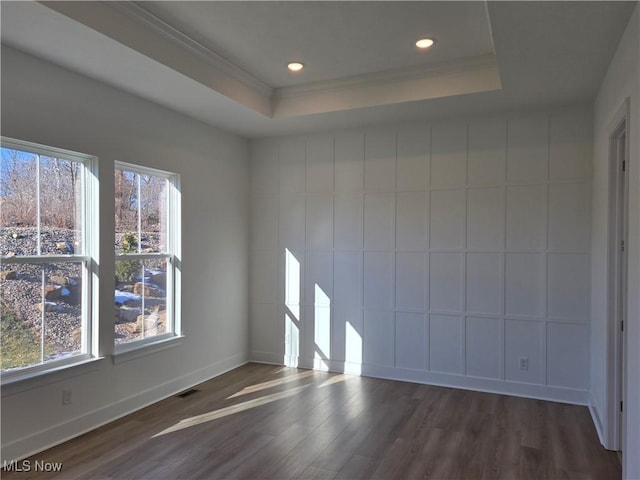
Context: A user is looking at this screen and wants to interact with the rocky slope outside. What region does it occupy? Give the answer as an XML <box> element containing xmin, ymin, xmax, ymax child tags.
<box><xmin>1</xmin><ymin>227</ymin><xmax>167</xmax><ymax>371</ymax></box>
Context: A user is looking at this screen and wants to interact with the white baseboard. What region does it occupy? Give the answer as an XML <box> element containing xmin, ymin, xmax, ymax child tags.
<box><xmin>251</xmin><ymin>354</ymin><xmax>590</xmax><ymax>406</ymax></box>
<box><xmin>589</xmin><ymin>391</ymin><xmax>606</xmax><ymax>446</ymax></box>
<box><xmin>358</xmin><ymin>363</ymin><xmax>589</xmax><ymax>405</ymax></box>
<box><xmin>250</xmin><ymin>351</ymin><xmax>282</xmax><ymax>365</ymax></box>
<box><xmin>2</xmin><ymin>352</ymin><xmax>248</xmax><ymax>462</ymax></box>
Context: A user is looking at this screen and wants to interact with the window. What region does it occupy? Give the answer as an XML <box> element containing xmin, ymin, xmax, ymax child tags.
<box><xmin>114</xmin><ymin>163</ymin><xmax>180</xmax><ymax>350</ymax></box>
<box><xmin>0</xmin><ymin>138</ymin><xmax>96</xmax><ymax>377</ymax></box>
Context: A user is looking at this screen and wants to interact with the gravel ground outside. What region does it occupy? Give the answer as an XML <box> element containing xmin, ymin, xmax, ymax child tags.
<box><xmin>1</xmin><ymin>227</ymin><xmax>166</xmax><ymax>370</ymax></box>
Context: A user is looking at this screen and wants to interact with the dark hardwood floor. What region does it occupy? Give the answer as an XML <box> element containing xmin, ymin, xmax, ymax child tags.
<box><xmin>2</xmin><ymin>363</ymin><xmax>621</xmax><ymax>479</ymax></box>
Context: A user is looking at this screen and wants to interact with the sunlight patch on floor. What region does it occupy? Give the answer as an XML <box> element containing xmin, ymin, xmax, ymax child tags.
<box><xmin>318</xmin><ymin>374</ymin><xmax>352</xmax><ymax>388</ymax></box>
<box><xmin>227</xmin><ymin>370</ymin><xmax>315</xmax><ymax>399</ymax></box>
<box><xmin>153</xmin><ymin>384</ymin><xmax>311</xmax><ymax>438</ymax></box>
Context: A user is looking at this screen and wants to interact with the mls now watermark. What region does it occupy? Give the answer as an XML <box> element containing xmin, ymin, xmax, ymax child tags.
<box><xmin>2</xmin><ymin>459</ymin><xmax>63</xmax><ymax>472</ymax></box>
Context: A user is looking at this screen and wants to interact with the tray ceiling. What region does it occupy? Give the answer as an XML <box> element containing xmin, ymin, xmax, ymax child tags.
<box><xmin>1</xmin><ymin>1</ymin><xmax>636</xmax><ymax>137</ymax></box>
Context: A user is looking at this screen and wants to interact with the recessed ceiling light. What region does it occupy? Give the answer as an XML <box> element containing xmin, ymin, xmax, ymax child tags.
<box><xmin>287</xmin><ymin>62</ymin><xmax>304</xmax><ymax>72</ymax></box>
<box><xmin>416</xmin><ymin>38</ymin><xmax>435</xmax><ymax>49</ymax></box>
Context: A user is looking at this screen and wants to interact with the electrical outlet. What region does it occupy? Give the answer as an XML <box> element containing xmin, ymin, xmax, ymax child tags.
<box><xmin>62</xmin><ymin>389</ymin><xmax>72</xmax><ymax>406</ymax></box>
<box><xmin>519</xmin><ymin>357</ymin><xmax>529</xmax><ymax>371</ymax></box>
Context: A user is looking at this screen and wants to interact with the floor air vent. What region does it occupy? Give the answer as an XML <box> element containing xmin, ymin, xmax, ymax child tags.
<box><xmin>176</xmin><ymin>389</ymin><xmax>199</xmax><ymax>398</ymax></box>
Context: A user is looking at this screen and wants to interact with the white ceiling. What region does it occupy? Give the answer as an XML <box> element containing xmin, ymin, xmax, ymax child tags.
<box><xmin>1</xmin><ymin>1</ymin><xmax>637</xmax><ymax>138</ymax></box>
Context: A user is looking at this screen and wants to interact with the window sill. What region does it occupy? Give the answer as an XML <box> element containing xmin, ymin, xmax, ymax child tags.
<box><xmin>1</xmin><ymin>356</ymin><xmax>106</xmax><ymax>397</ymax></box>
<box><xmin>112</xmin><ymin>335</ymin><xmax>184</xmax><ymax>365</ymax></box>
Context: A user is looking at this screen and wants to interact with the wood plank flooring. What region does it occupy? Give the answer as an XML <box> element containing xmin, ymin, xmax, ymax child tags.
<box><xmin>2</xmin><ymin>363</ymin><xmax>621</xmax><ymax>479</ymax></box>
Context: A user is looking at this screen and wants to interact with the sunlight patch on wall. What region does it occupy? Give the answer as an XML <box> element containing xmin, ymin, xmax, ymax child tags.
<box><xmin>284</xmin><ymin>248</ymin><xmax>301</xmax><ymax>367</ymax></box>
<box><xmin>285</xmin><ymin>248</ymin><xmax>300</xmax><ymax>318</ymax></box>
<box><xmin>345</xmin><ymin>321</ymin><xmax>362</xmax><ymax>375</ymax></box>
<box><xmin>285</xmin><ymin>312</ymin><xmax>300</xmax><ymax>367</ymax></box>
<box><xmin>314</xmin><ymin>283</ymin><xmax>331</xmax><ymax>366</ymax></box>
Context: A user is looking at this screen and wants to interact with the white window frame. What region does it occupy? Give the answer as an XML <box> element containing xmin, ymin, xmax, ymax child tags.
<box><xmin>113</xmin><ymin>161</ymin><xmax>181</xmax><ymax>356</ymax></box>
<box><xmin>0</xmin><ymin>137</ymin><xmax>99</xmax><ymax>384</ymax></box>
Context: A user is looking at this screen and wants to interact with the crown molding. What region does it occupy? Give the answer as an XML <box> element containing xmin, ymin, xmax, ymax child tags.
<box><xmin>272</xmin><ymin>56</ymin><xmax>502</xmax><ymax>118</ymax></box>
<box><xmin>107</xmin><ymin>1</ymin><xmax>273</xmax><ymax>98</ymax></box>
<box><xmin>273</xmin><ymin>54</ymin><xmax>498</xmax><ymax>101</ymax></box>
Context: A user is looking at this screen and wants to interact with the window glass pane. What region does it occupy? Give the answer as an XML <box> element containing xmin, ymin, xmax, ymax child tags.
<box><xmin>115</xmin><ymin>169</ymin><xmax>167</xmax><ymax>254</ymax></box>
<box><xmin>114</xmin><ymin>164</ymin><xmax>175</xmax><ymax>348</ymax></box>
<box><xmin>39</xmin><ymin>156</ymin><xmax>83</xmax><ymax>255</ymax></box>
<box><xmin>115</xmin><ymin>169</ymin><xmax>138</xmax><ymax>253</ymax></box>
<box><xmin>1</xmin><ymin>262</ymin><xmax>84</xmax><ymax>372</ymax></box>
<box><xmin>1</xmin><ymin>138</ymin><xmax>92</xmax><ymax>377</ymax></box>
<box><xmin>1</xmin><ymin>148</ymin><xmax>38</xmax><ymax>256</ymax></box>
<box><xmin>115</xmin><ymin>258</ymin><xmax>167</xmax><ymax>344</ymax></box>
<box><xmin>140</xmin><ymin>175</ymin><xmax>167</xmax><ymax>254</ymax></box>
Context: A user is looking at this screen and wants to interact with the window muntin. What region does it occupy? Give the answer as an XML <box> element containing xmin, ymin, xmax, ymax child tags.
<box><xmin>1</xmin><ymin>139</ymin><xmax>94</xmax><ymax>376</ymax></box>
<box><xmin>114</xmin><ymin>163</ymin><xmax>179</xmax><ymax>347</ymax></box>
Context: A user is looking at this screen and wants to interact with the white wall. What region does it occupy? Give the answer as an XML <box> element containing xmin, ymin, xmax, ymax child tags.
<box><xmin>591</xmin><ymin>5</ymin><xmax>640</xmax><ymax>479</ymax></box>
<box><xmin>250</xmin><ymin>105</ymin><xmax>593</xmax><ymax>404</ymax></box>
<box><xmin>0</xmin><ymin>46</ymin><xmax>250</xmax><ymax>461</ymax></box>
